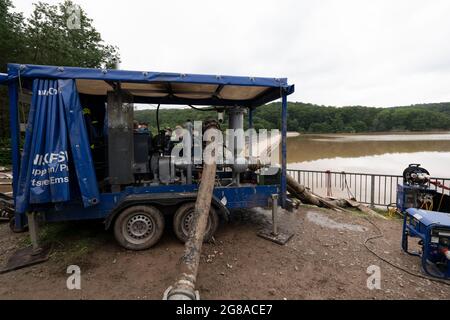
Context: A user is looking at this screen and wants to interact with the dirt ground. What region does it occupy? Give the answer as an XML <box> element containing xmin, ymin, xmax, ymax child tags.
<box><xmin>0</xmin><ymin>205</ymin><xmax>449</xmax><ymax>300</ymax></box>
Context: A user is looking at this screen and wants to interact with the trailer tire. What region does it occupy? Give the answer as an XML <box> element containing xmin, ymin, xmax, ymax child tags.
<box><xmin>173</xmin><ymin>202</ymin><xmax>219</xmax><ymax>243</ymax></box>
<box><xmin>114</xmin><ymin>205</ymin><xmax>165</xmax><ymax>251</ymax></box>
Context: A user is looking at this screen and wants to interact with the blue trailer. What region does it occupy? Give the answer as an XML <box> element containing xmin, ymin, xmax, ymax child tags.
<box><xmin>0</xmin><ymin>63</ymin><xmax>294</xmax><ymax>251</ymax></box>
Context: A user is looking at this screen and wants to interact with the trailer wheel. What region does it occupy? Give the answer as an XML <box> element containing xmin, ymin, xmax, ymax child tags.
<box><xmin>114</xmin><ymin>205</ymin><xmax>165</xmax><ymax>251</ymax></box>
<box><xmin>173</xmin><ymin>202</ymin><xmax>219</xmax><ymax>243</ymax></box>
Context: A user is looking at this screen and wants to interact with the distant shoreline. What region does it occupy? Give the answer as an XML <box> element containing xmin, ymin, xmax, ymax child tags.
<box><xmin>287</xmin><ymin>132</ymin><xmax>300</xmax><ymax>138</ymax></box>
<box><xmin>287</xmin><ymin>130</ymin><xmax>450</xmax><ymax>138</ymax></box>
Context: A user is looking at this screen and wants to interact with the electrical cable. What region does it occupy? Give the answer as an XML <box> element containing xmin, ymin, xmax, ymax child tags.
<box><xmin>187</xmin><ymin>104</ymin><xmax>216</xmax><ymax>112</ymax></box>
<box><xmin>17</xmin><ymin>70</ymin><xmax>26</xmax><ymax>125</ymax></box>
<box><xmin>437</xmin><ymin>190</ymin><xmax>445</xmax><ymax>212</ymax></box>
<box><xmin>156</xmin><ymin>104</ymin><xmax>161</xmax><ymax>133</ymax></box>
<box><xmin>342</xmin><ymin>172</ymin><xmax>356</xmax><ymax>199</ymax></box>
<box><xmin>363</xmin><ymin>216</ymin><xmax>450</xmax><ymax>287</ymax></box>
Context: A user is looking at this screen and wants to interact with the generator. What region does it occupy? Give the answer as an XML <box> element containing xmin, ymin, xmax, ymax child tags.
<box><xmin>397</xmin><ymin>164</ymin><xmax>450</xmax><ymax>213</ymax></box>
<box><xmin>402</xmin><ymin>208</ymin><xmax>450</xmax><ymax>279</ymax></box>
<box><xmin>398</xmin><ymin>164</ymin><xmax>450</xmax><ymax>279</ymax></box>
<box><xmin>397</xmin><ymin>164</ymin><xmax>432</xmax><ymax>212</ymax></box>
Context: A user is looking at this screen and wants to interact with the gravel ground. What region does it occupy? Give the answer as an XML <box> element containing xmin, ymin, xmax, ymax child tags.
<box><xmin>0</xmin><ymin>205</ymin><xmax>449</xmax><ymax>300</ymax></box>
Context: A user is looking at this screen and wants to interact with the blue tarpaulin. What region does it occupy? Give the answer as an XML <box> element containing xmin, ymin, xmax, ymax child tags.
<box><xmin>16</xmin><ymin>79</ymin><xmax>100</xmax><ymax>213</ymax></box>
<box><xmin>7</xmin><ymin>64</ymin><xmax>295</xmax><ymax>108</ymax></box>
<box><xmin>60</xmin><ymin>79</ymin><xmax>100</xmax><ymax>207</ymax></box>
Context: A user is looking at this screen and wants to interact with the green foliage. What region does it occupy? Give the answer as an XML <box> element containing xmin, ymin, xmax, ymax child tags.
<box><xmin>250</xmin><ymin>102</ymin><xmax>450</xmax><ymax>133</ymax></box>
<box><xmin>135</xmin><ymin>102</ymin><xmax>450</xmax><ymax>134</ymax></box>
<box><xmin>0</xmin><ymin>137</ymin><xmax>12</xmax><ymax>166</ymax></box>
<box><xmin>0</xmin><ymin>0</ymin><xmax>26</xmax><ymax>73</ymax></box>
<box><xmin>0</xmin><ymin>0</ymin><xmax>120</xmax><ymax>72</ymax></box>
<box><xmin>0</xmin><ymin>0</ymin><xmax>120</xmax><ymax>164</ymax></box>
<box><xmin>24</xmin><ymin>0</ymin><xmax>119</xmax><ymax>68</ymax></box>
<box><xmin>134</xmin><ymin>108</ymin><xmax>217</xmax><ymax>134</ymax></box>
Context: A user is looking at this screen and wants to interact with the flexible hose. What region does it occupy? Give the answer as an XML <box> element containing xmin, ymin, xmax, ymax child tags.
<box><xmin>188</xmin><ymin>104</ymin><xmax>216</xmax><ymax>112</ymax></box>
<box><xmin>156</xmin><ymin>104</ymin><xmax>161</xmax><ymax>133</ymax></box>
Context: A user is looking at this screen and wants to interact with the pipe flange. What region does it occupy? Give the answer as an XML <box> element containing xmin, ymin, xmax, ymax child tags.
<box><xmin>163</xmin><ymin>286</ymin><xmax>200</xmax><ymax>300</ymax></box>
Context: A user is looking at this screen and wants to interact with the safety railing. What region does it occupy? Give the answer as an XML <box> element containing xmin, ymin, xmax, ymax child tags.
<box><xmin>287</xmin><ymin>169</ymin><xmax>450</xmax><ymax>207</ymax></box>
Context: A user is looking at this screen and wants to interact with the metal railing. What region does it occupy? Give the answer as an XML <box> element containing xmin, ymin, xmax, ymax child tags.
<box><xmin>287</xmin><ymin>169</ymin><xmax>450</xmax><ymax>207</ymax></box>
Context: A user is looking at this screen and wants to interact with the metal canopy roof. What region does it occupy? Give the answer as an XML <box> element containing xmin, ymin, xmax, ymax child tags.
<box><xmin>6</xmin><ymin>64</ymin><xmax>294</xmax><ymax>108</ymax></box>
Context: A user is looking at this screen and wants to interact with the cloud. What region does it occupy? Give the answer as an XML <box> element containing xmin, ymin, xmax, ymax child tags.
<box><xmin>12</xmin><ymin>0</ymin><xmax>450</xmax><ymax>107</ymax></box>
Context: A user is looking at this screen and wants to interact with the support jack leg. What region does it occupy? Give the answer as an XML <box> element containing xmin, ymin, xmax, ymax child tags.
<box><xmin>257</xmin><ymin>194</ymin><xmax>294</xmax><ymax>245</ymax></box>
<box><xmin>0</xmin><ymin>212</ymin><xmax>51</xmax><ymax>274</ymax></box>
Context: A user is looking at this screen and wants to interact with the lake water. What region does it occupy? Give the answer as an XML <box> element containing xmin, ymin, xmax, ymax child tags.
<box><xmin>287</xmin><ymin>132</ymin><xmax>450</xmax><ymax>178</ymax></box>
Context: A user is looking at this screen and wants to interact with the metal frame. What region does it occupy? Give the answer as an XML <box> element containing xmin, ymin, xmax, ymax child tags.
<box><xmin>281</xmin><ymin>92</ymin><xmax>288</xmax><ymax>208</ymax></box>
<box><xmin>288</xmin><ymin>169</ymin><xmax>450</xmax><ymax>208</ymax></box>
<box><xmin>6</xmin><ymin>64</ymin><xmax>294</xmax><ymax>107</ymax></box>
<box><xmin>3</xmin><ymin>64</ymin><xmax>294</xmax><ymax>228</ymax></box>
<box><xmin>39</xmin><ymin>184</ymin><xmax>279</xmax><ymax>223</ymax></box>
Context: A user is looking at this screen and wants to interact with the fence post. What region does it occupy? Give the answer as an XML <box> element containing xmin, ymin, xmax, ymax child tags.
<box><xmin>326</xmin><ymin>170</ymin><xmax>332</xmax><ymax>197</ymax></box>
<box><xmin>370</xmin><ymin>175</ymin><xmax>375</xmax><ymax>208</ymax></box>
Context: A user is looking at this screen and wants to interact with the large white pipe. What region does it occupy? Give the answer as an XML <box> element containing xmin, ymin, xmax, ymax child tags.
<box><xmin>228</xmin><ymin>108</ymin><xmax>248</xmax><ymax>180</ymax></box>
<box><xmin>165</xmin><ymin>121</ymin><xmax>219</xmax><ymax>300</ymax></box>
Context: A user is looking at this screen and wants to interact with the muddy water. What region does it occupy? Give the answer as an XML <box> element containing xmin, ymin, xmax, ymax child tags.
<box><xmin>287</xmin><ymin>132</ymin><xmax>450</xmax><ymax>178</ymax></box>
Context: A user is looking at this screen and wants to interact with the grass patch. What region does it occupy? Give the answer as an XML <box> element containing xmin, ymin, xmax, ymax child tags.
<box><xmin>20</xmin><ymin>221</ymin><xmax>110</xmax><ymax>270</ymax></box>
<box><xmin>372</xmin><ymin>207</ymin><xmax>403</xmax><ymax>220</ymax></box>
<box><xmin>299</xmin><ymin>203</ymin><xmax>403</xmax><ymax>220</ymax></box>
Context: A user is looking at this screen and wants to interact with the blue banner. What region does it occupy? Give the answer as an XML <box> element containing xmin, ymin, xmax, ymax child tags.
<box><xmin>16</xmin><ymin>79</ymin><xmax>99</xmax><ymax>213</ymax></box>
<box><xmin>59</xmin><ymin>79</ymin><xmax>100</xmax><ymax>207</ymax></box>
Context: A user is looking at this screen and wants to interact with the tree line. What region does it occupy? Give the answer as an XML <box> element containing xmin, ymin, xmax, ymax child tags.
<box><xmin>0</xmin><ymin>0</ymin><xmax>119</xmax><ymax>164</ymax></box>
<box><xmin>135</xmin><ymin>102</ymin><xmax>450</xmax><ymax>134</ymax></box>
<box><xmin>0</xmin><ymin>0</ymin><xmax>119</xmax><ymax>73</ymax></box>
<box><xmin>0</xmin><ymin>0</ymin><xmax>118</xmax><ymax>136</ymax></box>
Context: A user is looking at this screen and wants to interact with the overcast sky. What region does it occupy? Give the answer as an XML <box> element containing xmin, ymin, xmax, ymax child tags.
<box><xmin>12</xmin><ymin>0</ymin><xmax>450</xmax><ymax>107</ymax></box>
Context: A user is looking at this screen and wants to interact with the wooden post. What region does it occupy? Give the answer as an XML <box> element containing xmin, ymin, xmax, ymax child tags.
<box><xmin>370</xmin><ymin>175</ymin><xmax>375</xmax><ymax>208</ymax></box>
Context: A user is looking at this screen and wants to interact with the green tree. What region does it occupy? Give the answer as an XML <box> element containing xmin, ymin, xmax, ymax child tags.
<box><xmin>0</xmin><ymin>0</ymin><xmax>121</xmax><ymax>164</ymax></box>
<box><xmin>0</xmin><ymin>0</ymin><xmax>27</xmax><ymax>140</ymax></box>
<box><xmin>133</xmin><ymin>102</ymin><xmax>450</xmax><ymax>135</ymax></box>
<box><xmin>331</xmin><ymin>114</ymin><xmax>344</xmax><ymax>132</ymax></box>
<box><xmin>0</xmin><ymin>0</ymin><xmax>119</xmax><ymax>71</ymax></box>
<box><xmin>24</xmin><ymin>0</ymin><xmax>119</xmax><ymax>68</ymax></box>
<box><xmin>309</xmin><ymin>122</ymin><xmax>332</xmax><ymax>133</ymax></box>
<box><xmin>0</xmin><ymin>0</ymin><xmax>26</xmax><ymax>73</ymax></box>
<box><xmin>353</xmin><ymin>120</ymin><xmax>367</xmax><ymax>132</ymax></box>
